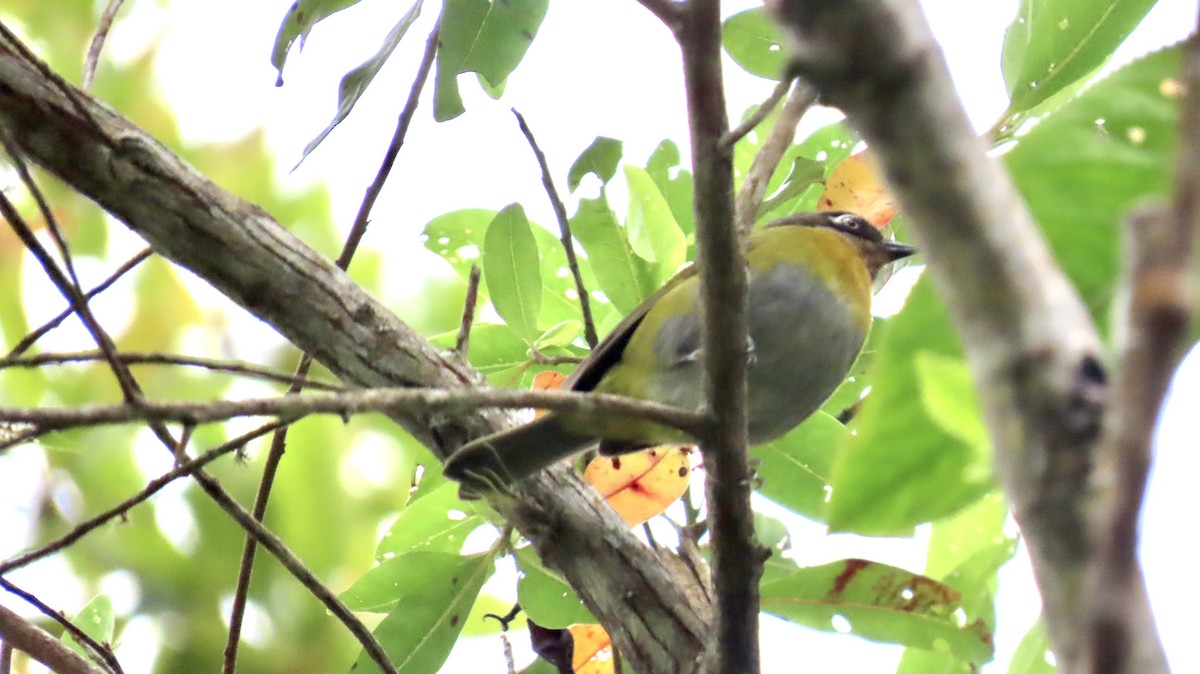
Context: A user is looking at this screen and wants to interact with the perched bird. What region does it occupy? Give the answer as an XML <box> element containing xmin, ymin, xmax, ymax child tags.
<box><xmin>443</xmin><ymin>211</ymin><xmax>915</xmax><ymax>498</ymax></box>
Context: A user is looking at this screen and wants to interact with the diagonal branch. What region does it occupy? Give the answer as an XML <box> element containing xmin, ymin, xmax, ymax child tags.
<box><xmin>223</xmin><ymin>21</ymin><xmax>442</xmax><ymax>674</ymax></box>
<box><xmin>769</xmin><ymin>1</ymin><xmax>1150</xmax><ymax>670</ymax></box>
<box><xmin>0</xmin><ymin>604</ymin><xmax>105</xmax><ymax>674</ymax></box>
<box><xmin>0</xmin><ymin>27</ymin><xmax>713</xmax><ymax>672</ymax></box>
<box><xmin>513</xmin><ymin>108</ymin><xmax>599</xmax><ymax>348</ymax></box>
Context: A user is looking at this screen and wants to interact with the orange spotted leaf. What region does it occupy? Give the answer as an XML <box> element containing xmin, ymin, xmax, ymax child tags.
<box><xmin>818</xmin><ymin>151</ymin><xmax>899</xmax><ymax>228</ymax></box>
<box><xmin>584</xmin><ymin>446</ymin><xmax>692</xmax><ymax>526</ymax></box>
<box><xmin>569</xmin><ymin>623</ymin><xmax>613</xmax><ymax>674</ymax></box>
<box><xmin>532</xmin><ymin>370</ymin><xmax>567</xmax><ymax>419</ymax></box>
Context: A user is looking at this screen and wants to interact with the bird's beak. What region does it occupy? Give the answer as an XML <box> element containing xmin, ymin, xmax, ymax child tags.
<box><xmin>884</xmin><ymin>240</ymin><xmax>917</xmax><ymax>262</ymax></box>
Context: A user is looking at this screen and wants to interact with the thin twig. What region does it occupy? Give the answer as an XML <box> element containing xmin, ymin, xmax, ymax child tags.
<box><xmin>721</xmin><ymin>77</ymin><xmax>792</xmax><ymax>150</ymax></box>
<box><xmin>0</xmin><ymin>579</ymin><xmax>123</xmax><ymax>674</ymax></box>
<box><xmin>2</xmin><ymin>132</ymin><xmax>84</xmax><ymax>294</ymax></box>
<box><xmin>0</xmin><ymin>421</ymin><xmax>286</xmax><ymax>576</ymax></box>
<box><xmin>0</xmin><ymin>165</ymin><xmax>144</xmax><ymax>415</ymax></box>
<box><xmin>6</xmin><ymin>248</ymin><xmax>152</xmax><ymax>359</ymax></box>
<box><xmin>0</xmin><ymin>136</ymin><xmax>399</xmax><ymax>674</ymax></box>
<box><xmin>527</xmin><ymin>350</ymin><xmax>583</xmax><ymax>366</ymax></box>
<box><xmin>0</xmin><ymin>604</ymin><xmax>104</xmax><ymax>674</ymax></box>
<box><xmin>733</xmin><ymin>80</ymin><xmax>818</xmax><ymax>238</ymax></box>
<box><xmin>82</xmin><ymin>0</ymin><xmax>127</xmax><ymax>90</ymax></box>
<box><xmin>223</xmin><ymin>23</ymin><xmax>440</xmax><ymax>674</ymax></box>
<box><xmin>456</xmin><ymin>265</ymin><xmax>482</xmax><ymax>354</ymax></box>
<box><xmin>512</xmin><ymin>108</ymin><xmax>599</xmax><ymax>348</ymax></box>
<box><xmin>0</xmin><ymin>386</ymin><xmax>707</xmax><ymax>438</ymax></box>
<box><xmin>0</xmin><ymin>350</ymin><xmax>343</xmax><ymax>391</ymax></box>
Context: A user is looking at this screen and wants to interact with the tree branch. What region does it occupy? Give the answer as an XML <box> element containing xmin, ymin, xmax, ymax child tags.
<box><xmin>0</xmin><ymin>350</ymin><xmax>343</xmax><ymax>391</ymax></box>
<box><xmin>0</xmin><ymin>386</ymin><xmax>706</xmax><ymax>437</ymax></box>
<box><xmin>0</xmin><ymin>604</ymin><xmax>106</xmax><ymax>674</ymax></box>
<box><xmin>223</xmin><ymin>22</ymin><xmax>442</xmax><ymax>674</ymax></box>
<box><xmin>1085</xmin><ymin>24</ymin><xmax>1200</xmax><ymax>674</ymax></box>
<box><xmin>678</xmin><ymin>1</ymin><xmax>761</xmax><ymax>671</ymax></box>
<box><xmin>6</xmin><ymin>247</ymin><xmax>152</xmax><ymax>359</ymax></box>
<box><xmin>513</xmin><ymin>108</ymin><xmax>599</xmax><ymax>348</ymax></box>
<box><xmin>770</xmin><ymin>0</ymin><xmax>1133</xmax><ymax>669</ymax></box>
<box><xmin>0</xmin><ymin>24</ymin><xmax>712</xmax><ymax>673</ymax></box>
<box><xmin>733</xmin><ymin>79</ymin><xmax>818</xmax><ymax>237</ymax></box>
<box><xmin>0</xmin><ymin>579</ymin><xmax>123</xmax><ymax>674</ymax></box>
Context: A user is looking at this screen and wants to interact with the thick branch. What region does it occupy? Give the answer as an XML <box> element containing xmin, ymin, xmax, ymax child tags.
<box><xmin>772</xmin><ymin>0</ymin><xmax>1116</xmax><ymax>668</ymax></box>
<box><xmin>0</xmin><ymin>604</ymin><xmax>106</xmax><ymax>674</ymax></box>
<box><xmin>0</xmin><ymin>28</ymin><xmax>711</xmax><ymax>673</ymax></box>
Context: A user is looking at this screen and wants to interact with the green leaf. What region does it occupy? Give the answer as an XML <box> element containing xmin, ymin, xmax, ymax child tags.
<box><xmin>515</xmin><ymin>548</ymin><xmax>595</xmax><ymax>628</ymax></box>
<box><xmin>270</xmin><ymin>0</ymin><xmax>365</xmax><ymax>84</ymax></box>
<box><xmin>1001</xmin><ymin>0</ymin><xmax>1159</xmax><ymax>116</ymax></box>
<box><xmin>760</xmin><ymin>122</ymin><xmax>857</xmax><ymax>220</ymax></box>
<box><xmin>483</xmin><ymin>204</ymin><xmax>543</xmax><ymax>340</ymax></box>
<box><xmin>1008</xmin><ymin>619</ymin><xmax>1056</xmax><ymax>674</ymax></box>
<box><xmin>375</xmin><ymin>482</ymin><xmax>484</xmax><ymax>559</ymax></box>
<box><xmin>645</xmin><ymin>140</ymin><xmax>695</xmax><ymax>239</ymax></box>
<box><xmin>923</xmin><ymin>492</ymin><xmax>1010</xmax><ymax>581</ymax></box>
<box><xmin>346</xmin><ymin>553</ymin><xmax>493</xmax><ymax>674</ymax></box>
<box><xmin>431</xmin><ymin>322</ymin><xmax>551</xmax><ymax>387</ymax></box>
<box><xmin>754</xmin><ymin>511</ymin><xmax>792</xmax><ymax>552</ymax></box>
<box><xmin>533</xmin><ymin>320</ymin><xmax>584</xmax><ymax>350</ymax></box>
<box><xmin>1007</xmin><ymin>45</ymin><xmax>1180</xmax><ymax>324</ymax></box>
<box><xmin>433</xmin><ymin>0</ymin><xmax>549</xmax><ymax>121</ymax></box>
<box><xmin>624</xmin><ymin>165</ymin><xmax>687</xmax><ymax>282</ymax></box>
<box><xmin>423</xmin><ymin>209</ymin><xmax>600</xmax><ymax>333</ymax></box>
<box><xmin>423</xmin><ymin>209</ymin><xmax>494</xmax><ymax>278</ymax></box>
<box><xmin>570</xmin><ymin>197</ymin><xmax>658</xmax><ymax>314</ymax></box>
<box><xmin>914</xmin><ymin>353</ymin><xmax>990</xmax><ymax>451</ymax></box>
<box><xmin>296</xmin><ymin>1</ymin><xmax>423</xmax><ymax>166</ymax></box>
<box><xmin>827</xmin><ymin>279</ymin><xmax>993</xmax><ymax>535</ymax></box>
<box><xmin>757</xmin><ymin>155</ymin><xmax>826</xmax><ymax>220</ymax></box>
<box><xmin>62</xmin><ymin>594</ymin><xmax>114</xmax><ymax>658</ymax></box>
<box><xmin>568</xmin><ymin>137</ymin><xmax>623</xmax><ymax>192</ymax></box>
<box><xmin>761</xmin><ymin>559</ymin><xmax>994</xmax><ymax>664</ymax></box>
<box><xmin>753</xmin><ymin>411</ymin><xmax>846</xmax><ymax>522</ymax></box>
<box><xmin>722</xmin><ymin>8</ymin><xmax>785</xmax><ymax>80</ymax></box>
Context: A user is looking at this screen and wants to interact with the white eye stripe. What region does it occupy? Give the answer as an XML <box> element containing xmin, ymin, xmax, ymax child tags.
<box><xmin>832</xmin><ymin>213</ymin><xmax>861</xmax><ymax>226</ymax></box>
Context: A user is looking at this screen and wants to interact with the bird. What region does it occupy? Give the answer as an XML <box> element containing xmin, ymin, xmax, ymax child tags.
<box><xmin>443</xmin><ymin>211</ymin><xmax>915</xmax><ymax>499</ymax></box>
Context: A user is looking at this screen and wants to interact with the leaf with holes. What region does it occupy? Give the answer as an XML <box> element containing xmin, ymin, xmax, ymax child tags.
<box><xmin>568</xmin><ymin>137</ymin><xmax>623</xmax><ymax>192</ymax></box>
<box><xmin>1001</xmin><ymin>0</ymin><xmax>1158</xmax><ymax>116</ymax></box>
<box><xmin>375</xmin><ymin>482</ymin><xmax>483</xmax><ymax>559</ymax></box>
<box><xmin>761</xmin><ymin>558</ymin><xmax>994</xmax><ymax>664</ymax></box>
<box><xmin>434</xmin><ymin>0</ymin><xmax>549</xmax><ymax>121</ymax></box>
<box><xmin>722</xmin><ymin>8</ymin><xmax>785</xmax><ymax>80</ymax></box>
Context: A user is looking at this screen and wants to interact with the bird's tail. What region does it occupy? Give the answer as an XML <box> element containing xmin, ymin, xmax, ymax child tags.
<box><xmin>442</xmin><ymin>414</ymin><xmax>596</xmax><ymax>499</ymax></box>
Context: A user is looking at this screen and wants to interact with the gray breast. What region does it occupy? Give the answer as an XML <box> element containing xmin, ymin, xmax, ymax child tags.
<box><xmin>646</xmin><ymin>263</ymin><xmax>864</xmax><ymax>444</ymax></box>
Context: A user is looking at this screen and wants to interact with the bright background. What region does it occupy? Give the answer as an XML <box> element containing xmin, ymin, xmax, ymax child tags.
<box><xmin>1</xmin><ymin>0</ymin><xmax>1197</xmax><ymax>672</ymax></box>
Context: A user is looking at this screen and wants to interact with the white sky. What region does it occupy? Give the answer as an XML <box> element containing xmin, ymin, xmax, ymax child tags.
<box><xmin>3</xmin><ymin>0</ymin><xmax>1198</xmax><ymax>672</ymax></box>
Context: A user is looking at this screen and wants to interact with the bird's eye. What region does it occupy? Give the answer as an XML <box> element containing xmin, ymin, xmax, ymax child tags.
<box><xmin>832</xmin><ymin>213</ymin><xmax>863</xmax><ymax>229</ymax></box>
